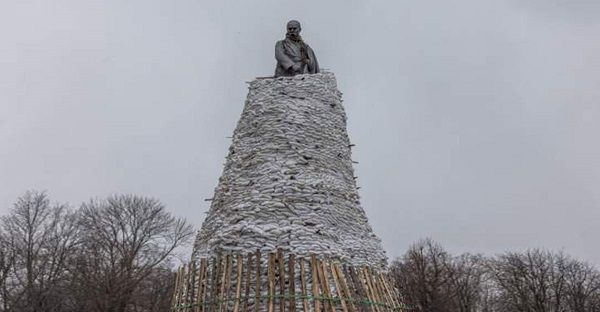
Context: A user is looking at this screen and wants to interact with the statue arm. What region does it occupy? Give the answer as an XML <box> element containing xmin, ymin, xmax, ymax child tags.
<box><xmin>275</xmin><ymin>41</ymin><xmax>295</xmax><ymax>70</ymax></box>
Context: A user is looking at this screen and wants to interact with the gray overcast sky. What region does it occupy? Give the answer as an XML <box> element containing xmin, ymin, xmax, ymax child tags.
<box><xmin>1</xmin><ymin>0</ymin><xmax>599</xmax><ymax>264</ymax></box>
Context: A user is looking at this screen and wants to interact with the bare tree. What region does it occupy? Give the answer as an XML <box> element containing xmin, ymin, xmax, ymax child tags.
<box><xmin>0</xmin><ymin>191</ymin><xmax>80</xmax><ymax>312</ymax></box>
<box><xmin>390</xmin><ymin>238</ymin><xmax>456</xmax><ymax>312</ymax></box>
<box><xmin>128</xmin><ymin>266</ymin><xmax>177</xmax><ymax>312</ymax></box>
<box><xmin>487</xmin><ymin>249</ymin><xmax>573</xmax><ymax>312</ymax></box>
<box><xmin>451</xmin><ymin>253</ymin><xmax>487</xmax><ymax>312</ymax></box>
<box><xmin>73</xmin><ymin>195</ymin><xmax>193</xmax><ymax>312</ymax></box>
<box><xmin>0</xmin><ymin>234</ymin><xmax>15</xmax><ymax>312</ymax></box>
<box><xmin>562</xmin><ymin>258</ymin><xmax>600</xmax><ymax>312</ymax></box>
<box><xmin>391</xmin><ymin>242</ymin><xmax>600</xmax><ymax>312</ymax></box>
<box><xmin>477</xmin><ymin>277</ymin><xmax>502</xmax><ymax>312</ymax></box>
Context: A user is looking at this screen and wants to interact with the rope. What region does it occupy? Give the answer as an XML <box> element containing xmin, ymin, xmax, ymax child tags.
<box><xmin>171</xmin><ymin>293</ymin><xmax>412</xmax><ymax>311</ymax></box>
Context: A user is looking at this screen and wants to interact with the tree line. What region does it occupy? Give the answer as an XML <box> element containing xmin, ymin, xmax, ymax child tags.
<box><xmin>0</xmin><ymin>191</ymin><xmax>194</xmax><ymax>312</ymax></box>
<box><xmin>1</xmin><ymin>191</ymin><xmax>599</xmax><ymax>312</ymax></box>
<box><xmin>391</xmin><ymin>238</ymin><xmax>600</xmax><ymax>312</ymax></box>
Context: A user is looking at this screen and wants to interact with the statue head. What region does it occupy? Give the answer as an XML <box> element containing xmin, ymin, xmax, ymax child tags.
<box><xmin>286</xmin><ymin>20</ymin><xmax>301</xmax><ymax>40</ymax></box>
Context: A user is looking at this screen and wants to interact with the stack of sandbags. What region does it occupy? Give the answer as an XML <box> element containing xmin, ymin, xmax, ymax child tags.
<box><xmin>192</xmin><ymin>72</ymin><xmax>387</xmax><ymax>269</ymax></box>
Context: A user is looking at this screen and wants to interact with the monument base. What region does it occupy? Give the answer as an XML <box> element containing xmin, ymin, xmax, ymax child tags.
<box><xmin>171</xmin><ymin>249</ymin><xmax>406</xmax><ymax>312</ymax></box>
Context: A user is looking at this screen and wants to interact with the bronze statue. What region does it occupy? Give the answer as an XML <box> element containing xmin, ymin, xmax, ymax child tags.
<box><xmin>274</xmin><ymin>20</ymin><xmax>319</xmax><ymax>77</ymax></box>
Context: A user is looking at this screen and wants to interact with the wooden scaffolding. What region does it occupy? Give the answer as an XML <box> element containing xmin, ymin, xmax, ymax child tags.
<box><xmin>171</xmin><ymin>249</ymin><xmax>406</xmax><ymax>312</ymax></box>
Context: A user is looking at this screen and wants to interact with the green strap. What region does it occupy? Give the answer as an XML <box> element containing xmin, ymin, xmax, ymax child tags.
<box><xmin>172</xmin><ymin>293</ymin><xmax>412</xmax><ymax>311</ymax></box>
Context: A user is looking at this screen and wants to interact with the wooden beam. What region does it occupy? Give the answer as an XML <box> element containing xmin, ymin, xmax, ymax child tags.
<box><xmin>233</xmin><ymin>254</ymin><xmax>243</xmax><ymax>312</ymax></box>
<box><xmin>310</xmin><ymin>255</ymin><xmax>321</xmax><ymax>312</ymax></box>
<box><xmin>299</xmin><ymin>258</ymin><xmax>309</xmax><ymax>312</ymax></box>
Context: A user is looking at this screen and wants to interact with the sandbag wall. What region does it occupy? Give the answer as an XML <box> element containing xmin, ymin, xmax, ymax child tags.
<box><xmin>192</xmin><ymin>72</ymin><xmax>387</xmax><ymax>269</ymax></box>
<box><xmin>171</xmin><ymin>249</ymin><xmax>405</xmax><ymax>312</ymax></box>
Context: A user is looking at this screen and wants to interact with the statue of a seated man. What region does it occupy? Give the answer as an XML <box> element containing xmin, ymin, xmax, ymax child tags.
<box><xmin>274</xmin><ymin>20</ymin><xmax>320</xmax><ymax>77</ymax></box>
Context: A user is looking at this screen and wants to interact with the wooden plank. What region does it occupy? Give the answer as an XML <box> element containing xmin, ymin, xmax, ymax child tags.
<box><xmin>345</xmin><ymin>266</ymin><xmax>362</xmax><ymax>312</ymax></box>
<box><xmin>185</xmin><ymin>265</ymin><xmax>192</xmax><ymax>311</ymax></box>
<box><xmin>375</xmin><ymin>272</ymin><xmax>395</xmax><ymax>308</ymax></box>
<box><xmin>203</xmin><ymin>260</ymin><xmax>211</xmax><ymax>311</ymax></box>
<box><xmin>318</xmin><ymin>260</ymin><xmax>335</xmax><ymax>312</ymax></box>
<box><xmin>243</xmin><ymin>253</ymin><xmax>253</xmax><ymax>312</ymax></box>
<box><xmin>315</xmin><ymin>258</ymin><xmax>328</xmax><ymax>312</ymax></box>
<box><xmin>310</xmin><ymin>255</ymin><xmax>321</xmax><ymax>312</ymax></box>
<box><xmin>277</xmin><ymin>250</ymin><xmax>285</xmax><ymax>312</ymax></box>
<box><xmin>381</xmin><ymin>274</ymin><xmax>400</xmax><ymax>309</ymax></box>
<box><xmin>211</xmin><ymin>255</ymin><xmax>222</xmax><ymax>312</ymax></box>
<box><xmin>176</xmin><ymin>266</ymin><xmax>185</xmax><ymax>311</ymax></box>
<box><xmin>330</xmin><ymin>262</ymin><xmax>348</xmax><ymax>312</ymax></box>
<box><xmin>188</xmin><ymin>262</ymin><xmax>197</xmax><ymax>311</ymax></box>
<box><xmin>195</xmin><ymin>262</ymin><xmax>201</xmax><ymax>312</ymax></box>
<box><xmin>364</xmin><ymin>268</ymin><xmax>380</xmax><ymax>309</ymax></box>
<box><xmin>370</xmin><ymin>270</ymin><xmax>386</xmax><ymax>311</ymax></box>
<box><xmin>382</xmin><ymin>274</ymin><xmax>396</xmax><ymax>311</ymax></box>
<box><xmin>218</xmin><ymin>257</ymin><xmax>227</xmax><ymax>312</ymax></box>
<box><xmin>180</xmin><ymin>266</ymin><xmax>188</xmax><ymax>311</ymax></box>
<box><xmin>299</xmin><ymin>258</ymin><xmax>309</xmax><ymax>312</ymax></box>
<box><xmin>357</xmin><ymin>268</ymin><xmax>379</xmax><ymax>311</ymax></box>
<box><xmin>177</xmin><ymin>266</ymin><xmax>185</xmax><ymax>312</ymax></box>
<box><xmin>354</xmin><ymin>267</ymin><xmax>375</xmax><ymax>312</ymax></box>
<box><xmin>254</xmin><ymin>250</ymin><xmax>262</xmax><ymax>312</ymax></box>
<box><xmin>184</xmin><ymin>264</ymin><xmax>190</xmax><ymax>312</ymax></box>
<box><xmin>205</xmin><ymin>258</ymin><xmax>215</xmax><ymax>312</ymax></box>
<box><xmin>221</xmin><ymin>255</ymin><xmax>233</xmax><ymax>312</ymax></box>
<box><xmin>194</xmin><ymin>262</ymin><xmax>201</xmax><ymax>311</ymax></box>
<box><xmin>233</xmin><ymin>254</ymin><xmax>244</xmax><ymax>312</ymax></box>
<box><xmin>288</xmin><ymin>254</ymin><xmax>297</xmax><ymax>312</ymax></box>
<box><xmin>389</xmin><ymin>273</ymin><xmax>403</xmax><ymax>306</ymax></box>
<box><xmin>334</xmin><ymin>264</ymin><xmax>355</xmax><ymax>312</ymax></box>
<box><xmin>172</xmin><ymin>267</ymin><xmax>183</xmax><ymax>311</ymax></box>
<box><xmin>195</xmin><ymin>260</ymin><xmax>200</xmax><ymax>312</ymax></box>
<box><xmin>202</xmin><ymin>259</ymin><xmax>209</xmax><ymax>312</ymax></box>
<box><xmin>381</xmin><ymin>275</ymin><xmax>397</xmax><ymax>311</ymax></box>
<box><xmin>360</xmin><ymin>268</ymin><xmax>379</xmax><ymax>312</ymax></box>
<box><xmin>379</xmin><ymin>274</ymin><xmax>398</xmax><ymax>308</ymax></box>
<box><xmin>183</xmin><ymin>266</ymin><xmax>190</xmax><ymax>311</ymax></box>
<box><xmin>372</xmin><ymin>270</ymin><xmax>388</xmax><ymax>311</ymax></box>
<box><xmin>268</xmin><ymin>252</ymin><xmax>276</xmax><ymax>312</ymax></box>
<box><xmin>196</xmin><ymin>258</ymin><xmax>208</xmax><ymax>312</ymax></box>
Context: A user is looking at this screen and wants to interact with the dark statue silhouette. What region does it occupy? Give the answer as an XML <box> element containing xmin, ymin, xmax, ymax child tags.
<box><xmin>274</xmin><ymin>20</ymin><xmax>319</xmax><ymax>77</ymax></box>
